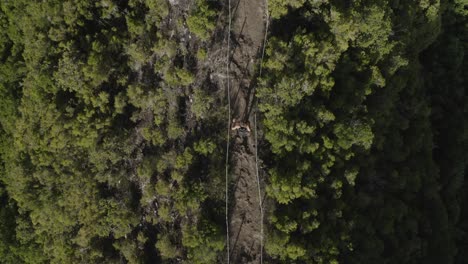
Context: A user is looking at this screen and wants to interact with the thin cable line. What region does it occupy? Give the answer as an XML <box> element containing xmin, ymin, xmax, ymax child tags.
<box><xmin>254</xmin><ymin>111</ymin><xmax>264</xmax><ymax>264</ymax></box>
<box><xmin>259</xmin><ymin>0</ymin><xmax>269</xmax><ymax>77</ymax></box>
<box><xmin>255</xmin><ymin>0</ymin><xmax>269</xmax><ymax>263</ymax></box>
<box><xmin>225</xmin><ymin>0</ymin><xmax>232</xmax><ymax>263</ymax></box>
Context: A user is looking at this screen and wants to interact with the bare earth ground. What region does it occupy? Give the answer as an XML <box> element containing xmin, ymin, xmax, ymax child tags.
<box><xmin>228</xmin><ymin>0</ymin><xmax>267</xmax><ymax>263</ymax></box>
<box><xmin>199</xmin><ymin>0</ymin><xmax>267</xmax><ymax>261</ymax></box>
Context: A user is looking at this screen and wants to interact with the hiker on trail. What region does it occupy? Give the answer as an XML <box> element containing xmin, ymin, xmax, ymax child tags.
<box><xmin>231</xmin><ymin>118</ymin><xmax>251</xmax><ymax>135</ymax></box>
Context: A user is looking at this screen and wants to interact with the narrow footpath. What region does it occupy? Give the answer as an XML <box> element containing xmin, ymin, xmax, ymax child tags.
<box><xmin>227</xmin><ymin>0</ymin><xmax>267</xmax><ymax>263</ymax></box>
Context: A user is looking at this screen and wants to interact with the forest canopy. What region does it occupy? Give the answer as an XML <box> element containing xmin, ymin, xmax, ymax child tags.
<box><xmin>0</xmin><ymin>0</ymin><xmax>466</xmax><ymax>263</ymax></box>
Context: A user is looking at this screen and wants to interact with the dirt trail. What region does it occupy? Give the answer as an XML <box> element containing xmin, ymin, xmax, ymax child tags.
<box><xmin>227</xmin><ymin>0</ymin><xmax>267</xmax><ymax>263</ymax></box>
<box><xmin>201</xmin><ymin>0</ymin><xmax>267</xmax><ymax>261</ymax></box>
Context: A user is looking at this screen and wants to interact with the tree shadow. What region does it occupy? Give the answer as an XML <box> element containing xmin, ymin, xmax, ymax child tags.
<box><xmin>229</xmin><ymin>212</ymin><xmax>247</xmax><ymax>261</ymax></box>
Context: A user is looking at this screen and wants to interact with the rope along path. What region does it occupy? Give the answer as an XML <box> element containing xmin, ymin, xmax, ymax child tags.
<box><xmin>225</xmin><ymin>0</ymin><xmax>232</xmax><ymax>262</ymax></box>
<box><xmin>254</xmin><ymin>0</ymin><xmax>270</xmax><ymax>263</ymax></box>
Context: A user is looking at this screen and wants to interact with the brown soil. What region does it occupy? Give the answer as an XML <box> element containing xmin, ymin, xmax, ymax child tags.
<box><xmin>227</xmin><ymin>0</ymin><xmax>267</xmax><ymax>263</ymax></box>
<box><xmin>198</xmin><ymin>0</ymin><xmax>268</xmax><ymax>261</ymax></box>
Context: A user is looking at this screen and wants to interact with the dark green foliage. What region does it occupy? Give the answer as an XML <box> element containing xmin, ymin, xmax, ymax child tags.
<box><xmin>258</xmin><ymin>0</ymin><xmax>467</xmax><ymax>263</ymax></box>
<box><xmin>0</xmin><ymin>0</ymin><xmax>223</xmax><ymax>263</ymax></box>
<box><xmin>187</xmin><ymin>0</ymin><xmax>217</xmax><ymax>40</ymax></box>
<box><xmin>0</xmin><ymin>0</ymin><xmax>466</xmax><ymax>263</ymax></box>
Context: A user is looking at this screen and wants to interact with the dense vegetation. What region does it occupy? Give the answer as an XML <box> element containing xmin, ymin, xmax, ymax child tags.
<box><xmin>0</xmin><ymin>0</ymin><xmax>466</xmax><ymax>263</ymax></box>
<box><xmin>0</xmin><ymin>0</ymin><xmax>224</xmax><ymax>263</ymax></box>
<box><xmin>260</xmin><ymin>0</ymin><xmax>467</xmax><ymax>263</ymax></box>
